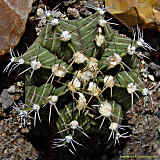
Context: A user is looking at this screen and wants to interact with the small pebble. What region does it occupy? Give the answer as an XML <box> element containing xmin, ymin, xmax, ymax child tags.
<box><xmin>17</xmin><ymin>137</ymin><xmax>25</xmax><ymax>144</ymax></box>
<box><xmin>2</xmin><ymin>132</ymin><xmax>6</xmax><ymax>136</ymax></box>
<box><xmin>7</xmin><ymin>85</ymin><xmax>16</xmax><ymax>94</ymax></box>
<box><xmin>1</xmin><ymin>89</ymin><xmax>14</xmax><ymax>109</ymax></box>
<box><xmin>20</xmin><ymin>127</ymin><xmax>29</xmax><ymax>134</ymax></box>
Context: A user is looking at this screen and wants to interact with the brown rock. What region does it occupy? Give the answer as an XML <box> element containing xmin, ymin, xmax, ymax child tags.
<box><xmin>105</xmin><ymin>0</ymin><xmax>160</xmax><ymax>30</ymax></box>
<box><xmin>0</xmin><ymin>0</ymin><xmax>33</xmax><ymax>55</ymax></box>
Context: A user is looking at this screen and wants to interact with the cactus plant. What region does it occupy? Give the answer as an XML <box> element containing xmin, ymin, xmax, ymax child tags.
<box><xmin>5</xmin><ymin>9</ymin><xmax>147</xmax><ymax>154</ymax></box>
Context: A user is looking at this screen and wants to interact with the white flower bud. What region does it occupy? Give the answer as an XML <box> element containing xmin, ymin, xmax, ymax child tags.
<box><xmin>33</xmin><ymin>104</ymin><xmax>40</xmax><ymax>111</ymax></box>
<box><xmin>107</xmin><ymin>53</ymin><xmax>122</xmax><ymax>69</ymax></box>
<box><xmin>61</xmin><ymin>31</ymin><xmax>71</xmax><ymax>41</ymax></box>
<box><xmin>65</xmin><ymin>135</ymin><xmax>72</xmax><ymax>143</ymax></box>
<box><xmin>95</xmin><ymin>34</ymin><xmax>105</xmax><ymax>47</ymax></box>
<box><xmin>127</xmin><ymin>83</ymin><xmax>136</xmax><ymax>94</ymax></box>
<box><xmin>11</xmin><ymin>57</ymin><xmax>15</xmax><ymax>63</ymax></box>
<box><xmin>88</xmin><ymin>82</ymin><xmax>100</xmax><ymax>96</ymax></box>
<box><xmin>52</xmin><ymin>64</ymin><xmax>67</xmax><ymax>77</ymax></box>
<box><xmin>31</xmin><ymin>60</ymin><xmax>41</xmax><ymax>70</ymax></box>
<box><xmin>68</xmin><ymin>77</ymin><xmax>81</xmax><ymax>92</ymax></box>
<box><xmin>18</xmin><ymin>58</ymin><xmax>25</xmax><ymax>65</ymax></box>
<box><xmin>48</xmin><ymin>95</ymin><xmax>58</xmax><ymax>105</ymax></box>
<box><xmin>104</xmin><ymin>75</ymin><xmax>114</xmax><ymax>88</ymax></box>
<box><xmin>109</xmin><ymin>122</ymin><xmax>118</xmax><ymax>131</ymax></box>
<box><xmin>73</xmin><ymin>52</ymin><xmax>88</xmax><ymax>64</ymax></box>
<box><xmin>70</xmin><ymin>120</ymin><xmax>79</xmax><ymax>130</ymax></box>
<box><xmin>51</xmin><ymin>18</ymin><xmax>59</xmax><ymax>26</ymax></box>
<box><xmin>77</xmin><ymin>70</ymin><xmax>93</xmax><ymax>83</ymax></box>
<box><xmin>77</xmin><ymin>92</ymin><xmax>87</xmax><ymax>111</ymax></box>
<box><xmin>99</xmin><ymin>19</ymin><xmax>107</xmax><ymax>27</ymax></box>
<box><xmin>99</xmin><ymin>100</ymin><xmax>112</xmax><ymax>117</ymax></box>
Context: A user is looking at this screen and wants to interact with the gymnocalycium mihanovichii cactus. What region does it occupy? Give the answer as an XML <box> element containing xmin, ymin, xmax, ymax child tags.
<box><xmin>4</xmin><ymin>8</ymin><xmax>152</xmax><ymax>154</ymax></box>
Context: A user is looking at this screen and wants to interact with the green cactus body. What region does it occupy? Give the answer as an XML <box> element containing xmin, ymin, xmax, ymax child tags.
<box><xmin>11</xmin><ymin>11</ymin><xmax>144</xmax><ymax>144</ymax></box>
